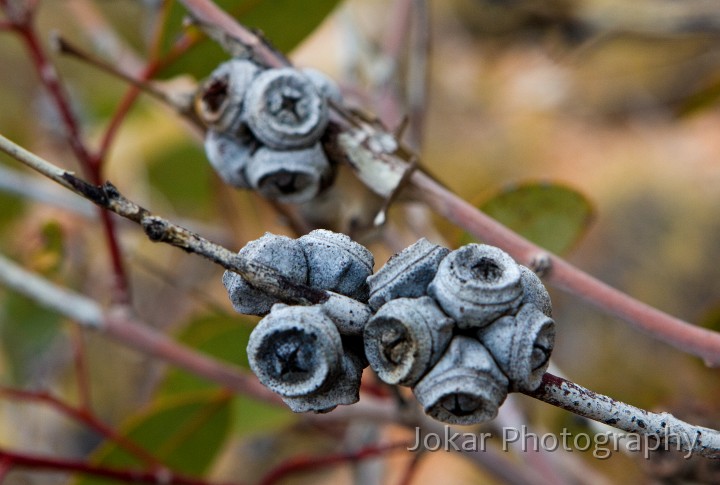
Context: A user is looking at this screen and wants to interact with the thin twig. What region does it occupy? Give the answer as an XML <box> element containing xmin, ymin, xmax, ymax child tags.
<box><xmin>69</xmin><ymin>326</ymin><xmax>92</xmax><ymax>413</ymax></box>
<box><xmin>258</xmin><ymin>441</ymin><xmax>410</xmax><ymax>485</ymax></box>
<box><xmin>396</xmin><ymin>449</ymin><xmax>423</xmax><ymax>485</ymax></box>
<box><xmin>65</xmin><ymin>0</ymin><xmax>145</xmax><ymax>75</ymax></box>
<box><xmin>0</xmin><ymin>388</ymin><xmax>161</xmax><ymax>467</ymax></box>
<box><xmin>406</xmin><ymin>0</ymin><xmax>430</xmax><ymax>151</ymax></box>
<box><xmin>0</xmin><ymin>448</ymin><xmax>240</xmax><ymax>485</ymax></box>
<box><xmin>52</xmin><ymin>35</ymin><xmax>191</xmax><ymax>115</ymax></box>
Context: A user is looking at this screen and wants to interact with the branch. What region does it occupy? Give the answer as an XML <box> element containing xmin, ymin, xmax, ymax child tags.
<box><xmin>524</xmin><ymin>374</ymin><xmax>720</xmax><ymax>459</ymax></box>
<box><xmin>0</xmin><ymin>252</ymin><xmax>278</xmax><ymax>405</ymax></box>
<box><xmin>0</xmin><ymin>388</ymin><xmax>161</xmax><ymax>467</ymax></box>
<box><xmin>0</xmin><ymin>448</ymin><xmax>240</xmax><ymax>485</ymax></box>
<box><xmin>0</xmin><ymin>133</ymin><xmax>329</xmax><ymax>307</ymax></box>
<box><xmin>178</xmin><ymin>0</ymin><xmax>289</xmax><ymax>68</ymax></box>
<box><xmin>411</xmin><ymin>172</ymin><xmax>720</xmax><ymax>365</ymax></box>
<box><xmin>258</xmin><ymin>441</ymin><xmax>410</xmax><ymax>485</ymax></box>
<box><xmin>173</xmin><ymin>0</ymin><xmax>720</xmax><ymax>366</ymax></box>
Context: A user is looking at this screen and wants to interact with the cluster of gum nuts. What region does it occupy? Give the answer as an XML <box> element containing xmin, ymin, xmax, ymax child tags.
<box><xmin>224</xmin><ymin>230</ymin><xmax>555</xmax><ymax>425</ymax></box>
<box><xmin>195</xmin><ymin>59</ymin><xmax>342</xmax><ymax>204</ymax></box>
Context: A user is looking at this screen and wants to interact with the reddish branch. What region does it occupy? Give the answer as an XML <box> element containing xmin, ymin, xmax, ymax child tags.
<box><xmin>0</xmin><ymin>448</ymin><xmax>240</xmax><ymax>485</ymax></box>
<box><xmin>396</xmin><ymin>450</ymin><xmax>423</xmax><ymax>485</ymax></box>
<box><xmin>96</xmin><ymin>0</ymin><xmax>177</xmax><ymax>161</ymax></box>
<box><xmin>0</xmin><ymin>387</ymin><xmax>162</xmax><ymax>467</ymax></box>
<box><xmin>258</xmin><ymin>441</ymin><xmax>410</xmax><ymax>485</ymax></box>
<box><xmin>70</xmin><ymin>326</ymin><xmax>92</xmax><ymax>413</ymax></box>
<box><xmin>411</xmin><ymin>172</ymin><xmax>720</xmax><ymax>365</ymax></box>
<box><xmin>0</xmin><ymin>1</ymin><xmax>129</xmax><ymax>303</ymax></box>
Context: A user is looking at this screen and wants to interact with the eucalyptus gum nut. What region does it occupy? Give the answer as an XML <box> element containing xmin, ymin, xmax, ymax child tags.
<box><xmin>364</xmin><ymin>297</ymin><xmax>454</xmax><ymax>387</ymax></box>
<box><xmin>519</xmin><ymin>265</ymin><xmax>553</xmax><ymax>318</ymax></box>
<box><xmin>222</xmin><ymin>233</ymin><xmax>308</xmax><ymax>315</ymax></box>
<box><xmin>245</xmin><ymin>144</ymin><xmax>332</xmax><ymax>204</ymax></box>
<box><xmin>320</xmin><ymin>293</ymin><xmax>372</xmax><ymax>336</ymax></box>
<box><xmin>477</xmin><ymin>304</ymin><xmax>555</xmax><ymax>392</ymax></box>
<box><xmin>281</xmin><ymin>350</ymin><xmax>365</xmax><ymax>413</ymax></box>
<box><xmin>413</xmin><ymin>336</ymin><xmax>509</xmax><ymax>425</ymax></box>
<box><xmin>299</xmin><ymin>229</ymin><xmax>374</xmax><ymax>301</ymax></box>
<box><xmin>196</xmin><ymin>59</ymin><xmax>260</xmax><ymax>133</ymax></box>
<box><xmin>301</xmin><ymin>68</ymin><xmax>343</xmax><ymax>105</ymax></box>
<box><xmin>244</xmin><ymin>68</ymin><xmax>329</xmax><ymax>149</ymax></box>
<box><xmin>367</xmin><ymin>239</ymin><xmax>450</xmax><ymax>311</ymax></box>
<box><xmin>247</xmin><ymin>304</ymin><xmax>343</xmax><ymax>399</ymax></box>
<box><xmin>428</xmin><ymin>244</ymin><xmax>523</xmax><ymax>329</ymax></box>
<box><xmin>204</xmin><ymin>130</ymin><xmax>252</xmax><ymax>189</ymax></box>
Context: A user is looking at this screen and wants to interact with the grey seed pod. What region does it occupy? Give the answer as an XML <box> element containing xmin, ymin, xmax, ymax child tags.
<box><xmin>196</xmin><ymin>59</ymin><xmax>259</xmax><ymax>133</ymax></box>
<box><xmin>428</xmin><ymin>244</ymin><xmax>523</xmax><ymax>329</ymax></box>
<box><xmin>244</xmin><ymin>144</ymin><xmax>332</xmax><ymax>204</ymax></box>
<box><xmin>299</xmin><ymin>229</ymin><xmax>374</xmax><ymax>302</ymax></box>
<box><xmin>367</xmin><ymin>238</ymin><xmax>450</xmax><ymax>311</ymax></box>
<box><xmin>281</xmin><ymin>349</ymin><xmax>365</xmax><ymax>413</ymax></box>
<box><xmin>244</xmin><ymin>67</ymin><xmax>329</xmax><ymax>149</ymax></box>
<box><xmin>247</xmin><ymin>304</ymin><xmax>343</xmax><ymax>399</ymax></box>
<box><xmin>519</xmin><ymin>265</ymin><xmax>552</xmax><ymax>318</ymax></box>
<box><xmin>204</xmin><ymin>130</ymin><xmax>252</xmax><ymax>189</ymax></box>
<box><xmin>364</xmin><ymin>297</ymin><xmax>454</xmax><ymax>387</ymax></box>
<box><xmin>413</xmin><ymin>336</ymin><xmax>509</xmax><ymax>425</ymax></box>
<box><xmin>320</xmin><ymin>293</ymin><xmax>372</xmax><ymax>336</ymax></box>
<box><xmin>476</xmin><ymin>303</ymin><xmax>555</xmax><ymax>392</ymax></box>
<box><xmin>222</xmin><ymin>233</ymin><xmax>308</xmax><ymax>316</ymax></box>
<box><xmin>301</xmin><ymin>68</ymin><xmax>343</xmax><ymax>105</ymax></box>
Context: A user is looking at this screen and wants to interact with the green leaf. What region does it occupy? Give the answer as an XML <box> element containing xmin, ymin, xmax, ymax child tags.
<box><xmin>0</xmin><ymin>191</ymin><xmax>24</xmax><ymax>230</ymax></box>
<box><xmin>159</xmin><ymin>314</ymin><xmax>254</xmax><ymax>396</ymax></box>
<box><xmin>700</xmin><ymin>303</ymin><xmax>720</xmax><ymax>332</ymax></box>
<box><xmin>676</xmin><ymin>76</ymin><xmax>720</xmax><ymax>117</ymax></box>
<box><xmin>232</xmin><ymin>394</ymin><xmax>295</xmax><ymax>436</ymax></box>
<box><xmin>0</xmin><ymin>292</ymin><xmax>63</xmax><ymax>384</ymax></box>
<box><xmin>469</xmin><ymin>182</ymin><xmax>594</xmax><ymax>255</ymax></box>
<box><xmin>159</xmin><ymin>313</ymin><xmax>295</xmax><ymax>436</ymax></box>
<box><xmin>146</xmin><ymin>139</ymin><xmax>212</xmax><ymax>216</ymax></box>
<box><xmin>232</xmin><ymin>0</ymin><xmax>341</xmax><ymax>53</ymax></box>
<box><xmin>160</xmin><ymin>0</ymin><xmax>342</xmax><ymax>78</ymax></box>
<box><xmin>76</xmin><ymin>390</ymin><xmax>233</xmax><ymax>485</ymax></box>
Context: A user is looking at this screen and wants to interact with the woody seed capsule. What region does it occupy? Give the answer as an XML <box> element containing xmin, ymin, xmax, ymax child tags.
<box><xmin>477</xmin><ymin>303</ymin><xmax>555</xmax><ymax>392</ymax></box>
<box><xmin>364</xmin><ymin>296</ymin><xmax>454</xmax><ymax>386</ymax></box>
<box><xmin>428</xmin><ymin>244</ymin><xmax>523</xmax><ymax>328</ymax></box>
<box><xmin>413</xmin><ymin>336</ymin><xmax>509</xmax><ymax>425</ymax></box>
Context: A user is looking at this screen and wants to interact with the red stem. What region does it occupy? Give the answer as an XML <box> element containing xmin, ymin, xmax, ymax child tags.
<box><xmin>258</xmin><ymin>441</ymin><xmax>409</xmax><ymax>485</ymax></box>
<box><xmin>4</xmin><ymin>9</ymin><xmax>131</xmax><ymax>304</ymax></box>
<box><xmin>0</xmin><ymin>456</ymin><xmax>13</xmax><ymax>482</ymax></box>
<box><xmin>396</xmin><ymin>450</ymin><xmax>423</xmax><ymax>485</ymax></box>
<box><xmin>0</xmin><ymin>388</ymin><xmax>162</xmax><ymax>467</ymax></box>
<box><xmin>0</xmin><ymin>448</ymin><xmax>239</xmax><ymax>485</ymax></box>
<box><xmin>70</xmin><ymin>326</ymin><xmax>92</xmax><ymax>413</ymax></box>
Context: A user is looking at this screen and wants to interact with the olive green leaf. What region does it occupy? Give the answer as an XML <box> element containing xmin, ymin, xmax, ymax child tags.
<box><xmin>76</xmin><ymin>390</ymin><xmax>233</xmax><ymax>485</ymax></box>
<box><xmin>466</xmin><ymin>182</ymin><xmax>594</xmax><ymax>255</ymax></box>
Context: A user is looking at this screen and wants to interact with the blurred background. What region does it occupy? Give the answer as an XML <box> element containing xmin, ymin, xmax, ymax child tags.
<box><xmin>1</xmin><ymin>0</ymin><xmax>720</xmax><ymax>483</ymax></box>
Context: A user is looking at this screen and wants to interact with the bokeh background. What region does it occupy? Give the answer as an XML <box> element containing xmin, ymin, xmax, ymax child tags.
<box><xmin>1</xmin><ymin>0</ymin><xmax>720</xmax><ymax>483</ymax></box>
